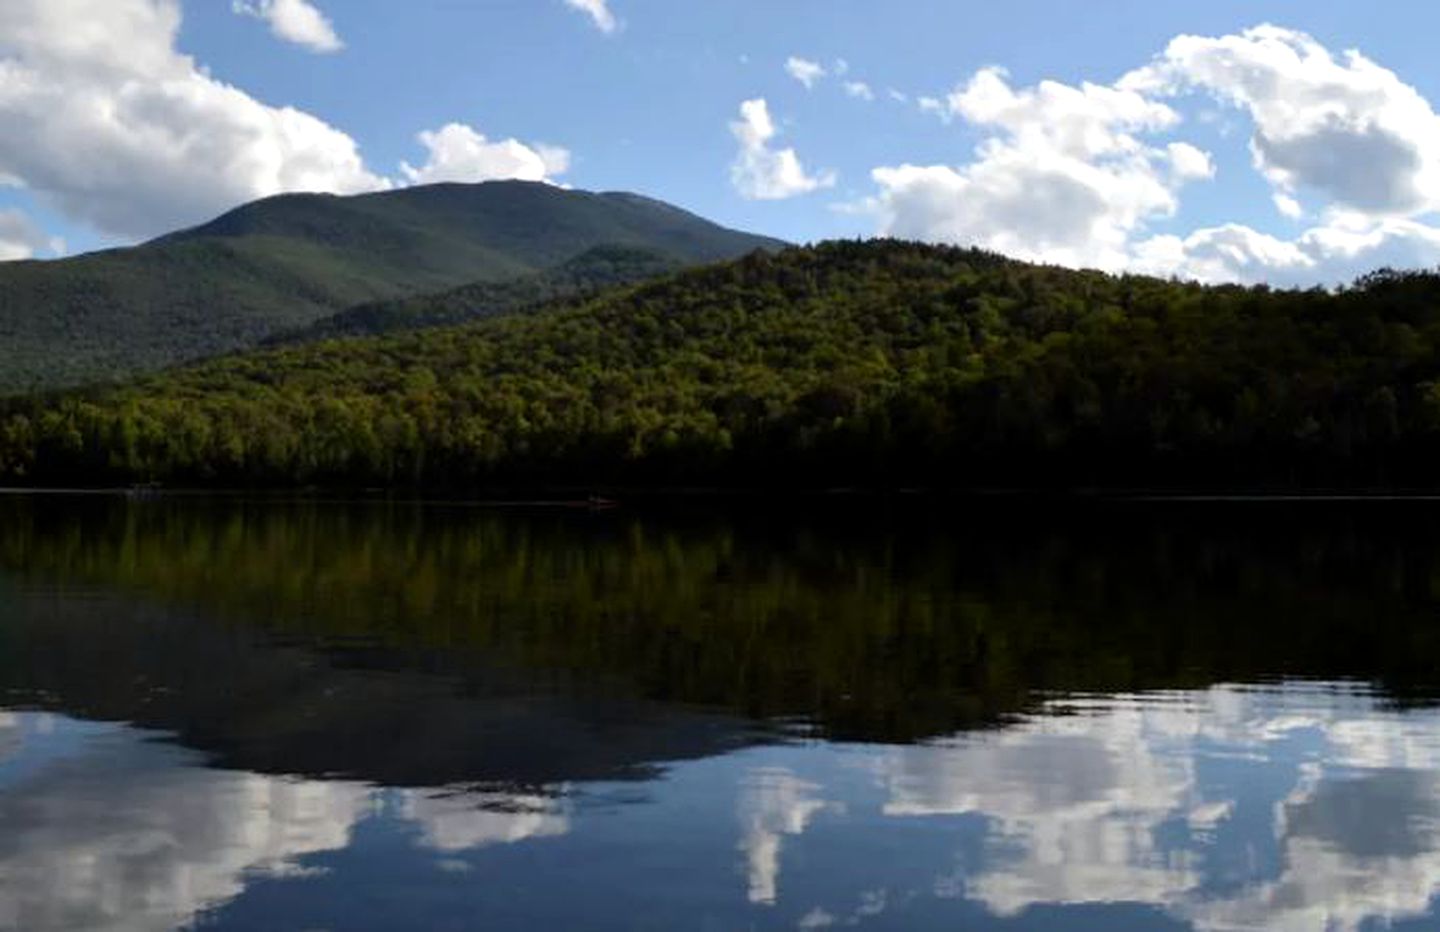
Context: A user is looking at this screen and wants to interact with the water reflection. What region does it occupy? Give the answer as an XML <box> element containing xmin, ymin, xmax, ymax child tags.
<box><xmin>0</xmin><ymin>713</ymin><xmax>363</xmax><ymax>932</ymax></box>
<box><xmin>738</xmin><ymin>768</ymin><xmax>839</xmax><ymax>905</ymax></box>
<box><xmin>738</xmin><ymin>686</ymin><xmax>1440</xmax><ymax>930</ymax></box>
<box><xmin>0</xmin><ymin>497</ymin><xmax>1439</xmax><ymax>929</ymax></box>
<box><xmin>401</xmin><ymin>788</ymin><xmax>570</xmax><ymax>853</ymax></box>
<box><xmin>8</xmin><ymin>686</ymin><xmax>1440</xmax><ymax>930</ymax></box>
<box><xmin>0</xmin><ymin>712</ymin><xmax>579</xmax><ymax>932</ymax></box>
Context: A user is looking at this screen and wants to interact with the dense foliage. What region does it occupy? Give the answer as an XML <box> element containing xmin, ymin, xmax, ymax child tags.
<box><xmin>0</xmin><ymin>181</ymin><xmax>781</xmax><ymax>392</ymax></box>
<box><xmin>6</xmin><ymin>239</ymin><xmax>1440</xmax><ymax>490</ymax></box>
<box><xmin>267</xmin><ymin>245</ymin><xmax>682</xmax><ymax>344</ymax></box>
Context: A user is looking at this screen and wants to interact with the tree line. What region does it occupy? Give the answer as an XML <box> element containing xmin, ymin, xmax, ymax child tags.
<box><xmin>4</xmin><ymin>240</ymin><xmax>1440</xmax><ymax>490</ymax></box>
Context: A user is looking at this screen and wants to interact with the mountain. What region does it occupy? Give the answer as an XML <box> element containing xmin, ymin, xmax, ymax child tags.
<box><xmin>265</xmin><ymin>244</ymin><xmax>684</xmax><ymax>345</ymax></box>
<box><xmin>0</xmin><ymin>182</ymin><xmax>784</xmax><ymax>393</ymax></box>
<box><xmin>5</xmin><ymin>239</ymin><xmax>1439</xmax><ymax>492</ymax></box>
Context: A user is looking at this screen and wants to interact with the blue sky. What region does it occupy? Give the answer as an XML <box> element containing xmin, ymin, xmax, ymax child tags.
<box><xmin>4</xmin><ymin>1</ymin><xmax>1440</xmax><ymax>284</ymax></box>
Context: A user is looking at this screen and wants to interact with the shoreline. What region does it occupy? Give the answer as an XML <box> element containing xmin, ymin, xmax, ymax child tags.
<box><xmin>8</xmin><ymin>485</ymin><xmax>1440</xmax><ymax>505</ymax></box>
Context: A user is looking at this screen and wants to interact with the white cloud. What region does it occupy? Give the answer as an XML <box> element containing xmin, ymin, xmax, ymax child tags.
<box><xmin>868</xmin><ymin>27</ymin><xmax>1440</xmax><ymax>285</ymax></box>
<box><xmin>0</xmin><ymin>0</ymin><xmax>388</xmax><ymax>240</ymax></box>
<box><xmin>1166</xmin><ymin>141</ymin><xmax>1215</xmax><ymax>181</ymax></box>
<box><xmin>844</xmin><ymin>81</ymin><xmax>875</xmax><ymax>102</ymax></box>
<box><xmin>1275</xmin><ymin>192</ymin><xmax>1304</xmax><ymax>219</ymax></box>
<box><xmin>786</xmin><ymin>56</ymin><xmax>827</xmax><ymax>90</ymax></box>
<box><xmin>400</xmin><ymin>123</ymin><xmax>570</xmax><ymax>186</ymax></box>
<box><xmin>232</xmin><ymin>0</ymin><xmax>343</xmax><ymax>54</ymax></box>
<box><xmin>563</xmin><ymin>0</ymin><xmax>617</xmax><ymax>34</ymax></box>
<box><xmin>1132</xmin><ymin>224</ymin><xmax>1312</xmax><ymax>283</ymax></box>
<box><xmin>869</xmin><ymin>67</ymin><xmax>1203</xmax><ymax>271</ymax></box>
<box><xmin>1134</xmin><ymin>216</ymin><xmax>1440</xmax><ymax>286</ymax></box>
<box><xmin>729</xmin><ymin>99</ymin><xmax>836</xmax><ymax>201</ymax></box>
<box><xmin>945</xmin><ymin>66</ymin><xmax>1181</xmax><ymax>155</ymax></box>
<box><xmin>1117</xmin><ymin>25</ymin><xmax>1440</xmax><ymax>284</ymax></box>
<box><xmin>0</xmin><ymin>207</ymin><xmax>61</xmax><ymax>261</ymax></box>
<box><xmin>1123</xmin><ymin>25</ymin><xmax>1440</xmax><ymax>218</ymax></box>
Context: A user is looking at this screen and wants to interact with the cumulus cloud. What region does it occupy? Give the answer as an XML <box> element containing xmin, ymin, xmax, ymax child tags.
<box><xmin>1123</xmin><ymin>25</ymin><xmax>1440</xmax><ymax>217</ymax></box>
<box><xmin>0</xmin><ymin>208</ymin><xmax>61</xmax><ymax>261</ymax></box>
<box><xmin>730</xmin><ymin>99</ymin><xmax>836</xmax><ymax>201</ymax></box>
<box><xmin>563</xmin><ymin>0</ymin><xmax>618</xmax><ymax>34</ymax></box>
<box><xmin>786</xmin><ymin>56</ymin><xmax>827</xmax><ymax>90</ymax></box>
<box><xmin>868</xmin><ymin>27</ymin><xmax>1440</xmax><ymax>286</ymax></box>
<box><xmin>1134</xmin><ymin>216</ymin><xmax>1440</xmax><ymax>286</ymax></box>
<box><xmin>870</xmin><ymin>67</ymin><xmax>1204</xmax><ymax>270</ymax></box>
<box><xmin>0</xmin><ymin>0</ymin><xmax>388</xmax><ymax>240</ymax></box>
<box><xmin>400</xmin><ymin>123</ymin><xmax>571</xmax><ymax>186</ymax></box>
<box><xmin>0</xmin><ymin>1</ymin><xmax>572</xmax><ymax>247</ymax></box>
<box><xmin>1120</xmin><ymin>25</ymin><xmax>1440</xmax><ymax>283</ymax></box>
<box><xmin>232</xmin><ymin>0</ymin><xmax>343</xmax><ymax>54</ymax></box>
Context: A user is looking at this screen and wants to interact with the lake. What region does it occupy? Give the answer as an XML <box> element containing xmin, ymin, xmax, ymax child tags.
<box><xmin>1</xmin><ymin>495</ymin><xmax>1438</xmax><ymax>930</ymax></box>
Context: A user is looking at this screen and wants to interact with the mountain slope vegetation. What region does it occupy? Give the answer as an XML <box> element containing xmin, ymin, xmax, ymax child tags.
<box><xmin>0</xmin><ymin>181</ymin><xmax>783</xmax><ymax>392</ymax></box>
<box><xmin>4</xmin><ymin>239</ymin><xmax>1440</xmax><ymax>491</ymax></box>
<box><xmin>266</xmin><ymin>244</ymin><xmax>683</xmax><ymax>345</ymax></box>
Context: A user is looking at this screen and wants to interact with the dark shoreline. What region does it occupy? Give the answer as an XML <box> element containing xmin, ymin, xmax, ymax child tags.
<box><xmin>10</xmin><ymin>484</ymin><xmax>1440</xmax><ymax>507</ymax></box>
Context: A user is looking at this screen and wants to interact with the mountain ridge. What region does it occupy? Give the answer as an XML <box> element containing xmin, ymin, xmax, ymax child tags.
<box><xmin>0</xmin><ymin>181</ymin><xmax>784</xmax><ymax>393</ymax></box>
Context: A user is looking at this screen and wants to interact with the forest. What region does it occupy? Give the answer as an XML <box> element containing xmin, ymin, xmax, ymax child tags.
<box><xmin>4</xmin><ymin>239</ymin><xmax>1440</xmax><ymax>491</ymax></box>
<box><xmin>266</xmin><ymin>244</ymin><xmax>682</xmax><ymax>345</ymax></box>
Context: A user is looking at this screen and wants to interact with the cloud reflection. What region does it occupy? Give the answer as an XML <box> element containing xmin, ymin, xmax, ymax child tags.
<box><xmin>0</xmin><ymin>716</ymin><xmax>368</xmax><ymax>932</ymax></box>
<box><xmin>0</xmin><ymin>714</ymin><xmax>572</xmax><ymax>932</ymax></box>
<box><xmin>402</xmin><ymin>788</ymin><xmax>570</xmax><ymax>852</ymax></box>
<box><xmin>883</xmin><ymin>701</ymin><xmax>1202</xmax><ymax>914</ymax></box>
<box><xmin>737</xmin><ymin>768</ymin><xmax>838</xmax><ymax>905</ymax></box>
<box><xmin>8</xmin><ymin>686</ymin><xmax>1440</xmax><ymax>930</ymax></box>
<box><xmin>876</xmin><ymin>685</ymin><xmax>1440</xmax><ymax>930</ymax></box>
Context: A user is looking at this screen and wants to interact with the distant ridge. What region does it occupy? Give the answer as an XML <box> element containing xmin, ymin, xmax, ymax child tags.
<box><xmin>0</xmin><ymin>181</ymin><xmax>784</xmax><ymax>393</ymax></box>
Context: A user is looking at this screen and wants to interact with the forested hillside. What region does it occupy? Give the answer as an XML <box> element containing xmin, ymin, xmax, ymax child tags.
<box><xmin>4</xmin><ymin>239</ymin><xmax>1440</xmax><ymax>491</ymax></box>
<box><xmin>0</xmin><ymin>181</ymin><xmax>782</xmax><ymax>392</ymax></box>
<box><xmin>267</xmin><ymin>245</ymin><xmax>682</xmax><ymax>344</ymax></box>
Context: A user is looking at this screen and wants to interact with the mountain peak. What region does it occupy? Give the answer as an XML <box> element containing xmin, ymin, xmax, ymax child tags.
<box><xmin>0</xmin><ymin>183</ymin><xmax>784</xmax><ymax>393</ymax></box>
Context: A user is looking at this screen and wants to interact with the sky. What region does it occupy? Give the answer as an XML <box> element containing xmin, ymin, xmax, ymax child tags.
<box><xmin>4</xmin><ymin>1</ymin><xmax>1440</xmax><ymax>286</ymax></box>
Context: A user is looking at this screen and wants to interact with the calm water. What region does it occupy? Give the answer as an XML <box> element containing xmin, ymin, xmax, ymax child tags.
<box><xmin>2</xmin><ymin>497</ymin><xmax>1440</xmax><ymax>930</ymax></box>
